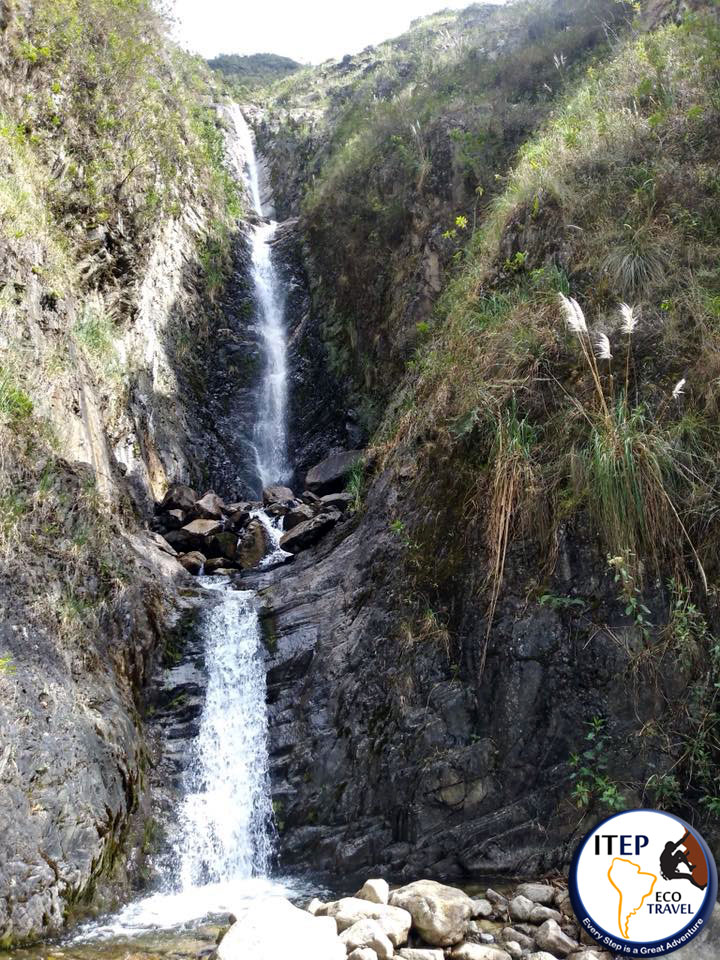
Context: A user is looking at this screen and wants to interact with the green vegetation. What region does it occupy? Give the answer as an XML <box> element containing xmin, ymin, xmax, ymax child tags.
<box><xmin>208</xmin><ymin>52</ymin><xmax>301</xmax><ymax>91</ymax></box>
<box><xmin>569</xmin><ymin>716</ymin><xmax>625</xmax><ymax>812</ymax></box>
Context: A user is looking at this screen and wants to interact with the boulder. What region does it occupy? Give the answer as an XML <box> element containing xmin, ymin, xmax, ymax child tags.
<box><xmin>227</xmin><ymin>509</ymin><xmax>251</xmax><ymax>532</ymax></box>
<box><xmin>162</xmin><ymin>508</ymin><xmax>186</xmax><ymax>530</ymax></box>
<box><xmin>160</xmin><ymin>482</ymin><xmax>197</xmax><ymax>513</ymax></box>
<box><xmin>237</xmin><ymin>519</ymin><xmax>272</xmax><ymax>569</ymax></box>
<box><xmin>165</xmin><ymin>518</ymin><xmax>224</xmax><ymax>553</ymax></box>
<box><xmin>279</xmin><ymin>510</ymin><xmax>340</xmax><ymax>554</ymax></box>
<box><xmin>398</xmin><ymin>951</ymin><xmax>445</xmax><ymax>960</ymax></box>
<box><xmin>302</xmin><ymin>490</ymin><xmax>322</xmax><ymax>504</ymax></box>
<box><xmin>529</xmin><ymin>905</ymin><xmax>562</xmax><ymax>924</ymax></box>
<box><xmin>451</xmin><ymin>944</ymin><xmax>511</xmax><ymax>960</ymax></box>
<box><xmin>390</xmin><ymin>879</ymin><xmax>474</xmax><ymax>947</ymax></box>
<box><xmin>485</xmin><ymin>890</ymin><xmax>509</xmax><ymax>912</ymax></box>
<box><xmin>263</xmin><ymin>484</ymin><xmax>295</xmax><ymax>505</ymax></box>
<box><xmin>500</xmin><ymin>928</ymin><xmax>535</xmax><ymax>950</ymax></box>
<box><xmin>471</xmin><ymin>900</ymin><xmax>493</xmax><ymax>919</ymax></box>
<box><xmin>284</xmin><ymin>503</ymin><xmax>315</xmax><ymax>531</ymax></box>
<box><xmin>516</xmin><ymin>884</ymin><xmax>555</xmax><ymax>906</ymax></box>
<box><xmin>325</xmin><ymin>898</ymin><xmax>411</xmax><ymax>946</ymax></box>
<box><xmin>320</xmin><ymin>491</ymin><xmax>354</xmax><ymax>511</ymax></box>
<box><xmin>217</xmin><ymin>897</ymin><xmax>344</xmax><ymax>960</ymax></box>
<box><xmin>266</xmin><ymin>502</ymin><xmax>291</xmax><ymax>517</ymax></box>
<box><xmin>340</xmin><ymin>918</ymin><xmax>393</xmax><ymax>959</ymax></box>
<box><xmin>147</xmin><ymin>531</ymin><xmax>177</xmax><ymax>556</ymax></box>
<box><xmin>348</xmin><ymin>950</ymin><xmax>379</xmax><ymax>960</ymax></box>
<box><xmin>305</xmin><ymin>449</ymin><xmax>363</xmax><ymax>494</ymax></box>
<box><xmin>177</xmin><ymin>551</ymin><xmax>206</xmax><ymax>574</ymax></box>
<box><xmin>307</xmin><ymin>898</ymin><xmax>325</xmax><ymax>916</ymax></box>
<box><xmin>356</xmin><ymin>879</ymin><xmax>390</xmax><ymax>905</ymax></box>
<box><xmin>205</xmin><ymin>557</ymin><xmax>237</xmax><ymax>573</ymax></box>
<box><xmin>194</xmin><ymin>491</ymin><xmax>226</xmax><ymax>520</ymax></box>
<box><xmin>508</xmin><ymin>896</ymin><xmax>533</xmax><ymax>923</ymax></box>
<box><xmin>534</xmin><ymin>919</ymin><xmax>578</xmax><ymax>957</ymax></box>
<box><xmin>207</xmin><ymin>531</ymin><xmax>239</xmax><ymax>561</ymax></box>
<box><xmin>504</xmin><ymin>944</ymin><xmax>522</xmax><ymax>960</ymax></box>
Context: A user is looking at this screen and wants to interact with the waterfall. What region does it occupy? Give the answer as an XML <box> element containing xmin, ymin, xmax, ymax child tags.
<box><xmin>226</xmin><ymin>105</ymin><xmax>291</xmax><ymax>491</ymax></box>
<box><xmin>175</xmin><ymin>585</ymin><xmax>274</xmax><ymax>887</ymax></box>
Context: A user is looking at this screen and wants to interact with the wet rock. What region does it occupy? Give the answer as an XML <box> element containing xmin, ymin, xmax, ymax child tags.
<box><xmin>205</xmin><ymin>557</ymin><xmax>236</xmax><ymax>573</ymax></box>
<box><xmin>194</xmin><ymin>491</ymin><xmax>226</xmax><ymax>520</ymax></box>
<box><xmin>178</xmin><ymin>551</ymin><xmax>206</xmax><ymax>574</ymax></box>
<box><xmin>284</xmin><ymin>503</ymin><xmax>315</xmax><ymax>531</ymax></box>
<box><xmin>263</xmin><ymin>484</ymin><xmax>295</xmax><ymax>505</ymax></box>
<box><xmin>207</xmin><ymin>531</ymin><xmax>239</xmax><ymax>561</ymax></box>
<box><xmin>320</xmin><ymin>491</ymin><xmax>354</xmax><ymax>511</ymax></box>
<box><xmin>324</xmin><ymin>898</ymin><xmax>411</xmax><ymax>946</ymax></box>
<box><xmin>226</xmin><ymin>508</ymin><xmax>251</xmax><ymax>532</ymax></box>
<box><xmin>305</xmin><ymin>449</ymin><xmax>363</xmax><ymax>494</ymax></box>
<box><xmin>390</xmin><ymin>879</ymin><xmax>474</xmax><ymax>947</ymax></box>
<box><xmin>301</xmin><ymin>490</ymin><xmax>322</xmax><ymax>504</ymax></box>
<box><xmin>534</xmin><ymin>919</ymin><xmax>578</xmax><ymax>956</ymax></box>
<box><xmin>279</xmin><ymin>509</ymin><xmax>340</xmax><ymax>553</ymax></box>
<box><xmin>356</xmin><ymin>878</ymin><xmax>390</xmax><ymax>905</ymax></box>
<box><xmin>509</xmin><ymin>896</ymin><xmax>534</xmax><ymax>923</ymax></box>
<box><xmin>161</xmin><ymin>482</ymin><xmax>197</xmax><ymax>512</ymax></box>
<box><xmin>266</xmin><ymin>501</ymin><xmax>292</xmax><ymax>517</ymax></box>
<box><xmin>340</xmin><ymin>918</ymin><xmax>393</xmax><ymax>959</ymax></box>
<box><xmin>236</xmin><ymin>518</ymin><xmax>272</xmax><ymax>569</ymax></box>
<box><xmin>166</xmin><ymin>519</ymin><xmax>224</xmax><ymax>552</ymax></box>
<box><xmin>217</xmin><ymin>897</ymin><xmax>344</xmax><ymax>960</ymax></box>
<box><xmin>516</xmin><ymin>884</ymin><xmax>555</xmax><ymax>906</ymax></box>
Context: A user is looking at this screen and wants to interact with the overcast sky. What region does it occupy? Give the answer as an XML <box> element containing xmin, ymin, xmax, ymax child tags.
<box><xmin>171</xmin><ymin>0</ymin><xmax>472</xmax><ymax>64</ymax></box>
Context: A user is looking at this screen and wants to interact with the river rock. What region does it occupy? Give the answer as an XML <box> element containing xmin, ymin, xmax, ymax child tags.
<box><xmin>530</xmin><ymin>905</ymin><xmax>562</xmax><ymax>924</ymax></box>
<box><xmin>161</xmin><ymin>482</ymin><xmax>197</xmax><ymax>512</ymax></box>
<box><xmin>516</xmin><ymin>884</ymin><xmax>555</xmax><ymax>906</ymax></box>
<box><xmin>305</xmin><ymin>449</ymin><xmax>362</xmax><ymax>494</ymax></box>
<box><xmin>177</xmin><ymin>551</ymin><xmax>206</xmax><ymax>574</ymax></box>
<box><xmin>284</xmin><ymin>503</ymin><xmax>315</xmax><ymax>531</ymax></box>
<box><xmin>217</xmin><ymin>897</ymin><xmax>344</xmax><ymax>960</ymax></box>
<box><xmin>534</xmin><ymin>919</ymin><xmax>578</xmax><ymax>956</ymax></box>
<box><xmin>206</xmin><ymin>532</ymin><xmax>239</xmax><ymax>561</ymax></box>
<box><xmin>324</xmin><ymin>897</ymin><xmax>411</xmax><ymax>946</ymax></box>
<box><xmin>472</xmin><ymin>899</ymin><xmax>493</xmax><ymax>919</ymax></box>
<box><xmin>279</xmin><ymin>509</ymin><xmax>340</xmax><ymax>553</ymax></box>
<box><xmin>356</xmin><ymin>879</ymin><xmax>390</xmax><ymax>905</ymax></box>
<box><xmin>485</xmin><ymin>890</ymin><xmax>509</xmax><ymax>911</ymax></box>
<box><xmin>389</xmin><ymin>879</ymin><xmax>474</xmax><ymax>947</ymax></box>
<box><xmin>348</xmin><ymin>950</ymin><xmax>379</xmax><ymax>960</ymax></box>
<box><xmin>194</xmin><ymin>491</ymin><xmax>226</xmax><ymax>520</ymax></box>
<box><xmin>451</xmin><ymin>944</ymin><xmax>511</xmax><ymax>960</ymax></box>
<box><xmin>227</xmin><ymin>508</ymin><xmax>251</xmax><ymax>532</ymax></box>
<box><xmin>504</xmin><ymin>944</ymin><xmax>522</xmax><ymax>960</ymax></box>
<box><xmin>399</xmin><ymin>951</ymin><xmax>445</xmax><ymax>960</ymax></box>
<box><xmin>307</xmin><ymin>898</ymin><xmax>325</xmax><ymax>915</ymax></box>
<box><xmin>263</xmin><ymin>484</ymin><xmax>295</xmax><ymax>505</ymax></box>
<box><xmin>340</xmin><ymin>918</ymin><xmax>393</xmax><ymax>959</ymax></box>
<box><xmin>527</xmin><ymin>954</ymin><xmax>561</xmax><ymax>960</ymax></box>
<box><xmin>508</xmin><ymin>896</ymin><xmax>533</xmax><ymax>923</ymax></box>
<box><xmin>501</xmin><ymin>928</ymin><xmax>535</xmax><ymax>950</ymax></box>
<box><xmin>237</xmin><ymin>518</ymin><xmax>271</xmax><ymax>569</ymax></box>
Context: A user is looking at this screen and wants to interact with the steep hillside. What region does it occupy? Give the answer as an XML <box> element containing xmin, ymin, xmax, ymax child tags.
<box><xmin>0</xmin><ymin>0</ymin><xmax>245</xmax><ymax>944</ymax></box>
<box><xmin>242</xmin><ymin>0</ymin><xmax>720</xmax><ymax>882</ymax></box>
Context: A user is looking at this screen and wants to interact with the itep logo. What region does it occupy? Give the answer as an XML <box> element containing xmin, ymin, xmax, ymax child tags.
<box><xmin>569</xmin><ymin>809</ymin><xmax>717</xmax><ymax>956</ymax></box>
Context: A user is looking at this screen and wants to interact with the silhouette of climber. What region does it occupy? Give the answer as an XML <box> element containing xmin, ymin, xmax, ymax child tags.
<box><xmin>660</xmin><ymin>832</ymin><xmax>705</xmax><ymax>889</ymax></box>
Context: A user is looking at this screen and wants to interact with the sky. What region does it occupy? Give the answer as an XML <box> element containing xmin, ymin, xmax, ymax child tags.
<box><xmin>171</xmin><ymin>0</ymin><xmax>471</xmax><ymax>64</ymax></box>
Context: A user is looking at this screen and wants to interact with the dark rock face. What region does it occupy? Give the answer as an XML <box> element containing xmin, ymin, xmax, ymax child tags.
<box><xmin>245</xmin><ymin>470</ymin><xmax>677</xmax><ymax>887</ymax></box>
<box><xmin>279</xmin><ymin>509</ymin><xmax>341</xmax><ymax>553</ymax></box>
<box><xmin>305</xmin><ymin>450</ymin><xmax>363</xmax><ymax>495</ymax></box>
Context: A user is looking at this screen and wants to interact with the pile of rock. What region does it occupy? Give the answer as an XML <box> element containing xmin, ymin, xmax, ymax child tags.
<box><xmin>151</xmin><ymin>473</ymin><xmax>355</xmax><ymax>576</ymax></box>
<box><xmin>217</xmin><ymin>878</ymin><xmax>612</xmax><ymax>960</ymax></box>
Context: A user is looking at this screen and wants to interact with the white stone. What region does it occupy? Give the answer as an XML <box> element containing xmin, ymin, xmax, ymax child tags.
<box><xmin>534</xmin><ymin>919</ymin><xmax>579</xmax><ymax>957</ymax></box>
<box><xmin>348</xmin><ymin>950</ymin><xmax>379</xmax><ymax>960</ymax></box>
<box><xmin>505</xmin><ymin>943</ymin><xmax>522</xmax><ymax>959</ymax></box>
<box><xmin>508</xmin><ymin>895</ymin><xmax>534</xmax><ymax>923</ymax></box>
<box><xmin>217</xmin><ymin>897</ymin><xmax>345</xmax><ymax>960</ymax></box>
<box><xmin>471</xmin><ymin>899</ymin><xmax>493</xmax><ymax>919</ymax></box>
<box><xmin>325</xmin><ymin>897</ymin><xmax>412</xmax><ymax>946</ymax></box>
<box><xmin>307</xmin><ymin>897</ymin><xmax>325</xmax><ymax>915</ymax></box>
<box><xmin>340</xmin><ymin>919</ymin><xmax>393</xmax><ymax>960</ymax></box>
<box><xmin>515</xmin><ymin>883</ymin><xmax>556</xmax><ymax>905</ymax></box>
<box><xmin>451</xmin><ymin>944</ymin><xmax>511</xmax><ymax>960</ymax></box>
<box><xmin>398</xmin><ymin>950</ymin><xmax>445</xmax><ymax>960</ymax></box>
<box><xmin>356</xmin><ymin>879</ymin><xmax>390</xmax><ymax>905</ymax></box>
<box><xmin>390</xmin><ymin>879</ymin><xmax>474</xmax><ymax>946</ymax></box>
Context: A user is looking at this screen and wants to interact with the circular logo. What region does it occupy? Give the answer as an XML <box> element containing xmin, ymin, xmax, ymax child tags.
<box><xmin>569</xmin><ymin>809</ymin><xmax>717</xmax><ymax>955</ymax></box>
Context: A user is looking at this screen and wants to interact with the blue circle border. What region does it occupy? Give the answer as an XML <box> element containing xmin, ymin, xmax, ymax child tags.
<box><xmin>568</xmin><ymin>808</ymin><xmax>718</xmax><ymax>956</ymax></box>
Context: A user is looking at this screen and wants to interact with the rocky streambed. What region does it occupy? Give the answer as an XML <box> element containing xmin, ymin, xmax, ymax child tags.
<box><xmin>215</xmin><ymin>876</ymin><xmax>719</xmax><ymax>960</ymax></box>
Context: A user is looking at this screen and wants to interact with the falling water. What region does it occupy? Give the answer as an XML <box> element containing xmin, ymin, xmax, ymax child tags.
<box><xmin>226</xmin><ymin>105</ymin><xmax>291</xmax><ymax>491</ymax></box>
<box><xmin>176</xmin><ymin>585</ymin><xmax>274</xmax><ymax>887</ymax></box>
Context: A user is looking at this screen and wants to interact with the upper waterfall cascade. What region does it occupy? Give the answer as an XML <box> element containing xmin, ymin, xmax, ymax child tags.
<box><xmin>226</xmin><ymin>105</ymin><xmax>291</xmax><ymax>492</ymax></box>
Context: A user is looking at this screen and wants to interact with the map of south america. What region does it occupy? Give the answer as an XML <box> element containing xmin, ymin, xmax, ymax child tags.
<box><xmin>608</xmin><ymin>857</ymin><xmax>658</xmax><ymax>938</ymax></box>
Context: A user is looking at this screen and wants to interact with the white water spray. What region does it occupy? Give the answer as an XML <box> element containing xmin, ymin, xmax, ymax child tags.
<box><xmin>226</xmin><ymin>105</ymin><xmax>291</xmax><ymax>491</ymax></box>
